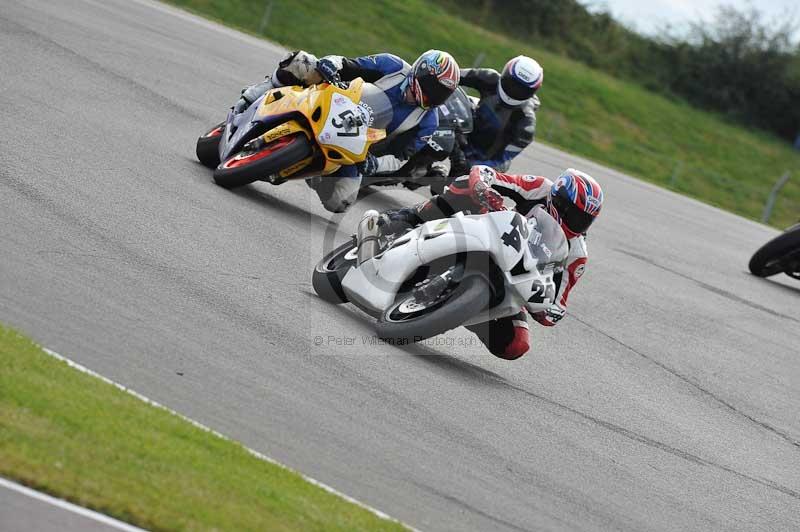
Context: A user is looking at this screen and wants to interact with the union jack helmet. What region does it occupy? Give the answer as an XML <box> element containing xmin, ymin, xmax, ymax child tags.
<box><xmin>549</xmin><ymin>169</ymin><xmax>603</xmax><ymax>235</ymax></box>
<box><xmin>407</xmin><ymin>50</ymin><xmax>460</xmax><ymax>109</ymax></box>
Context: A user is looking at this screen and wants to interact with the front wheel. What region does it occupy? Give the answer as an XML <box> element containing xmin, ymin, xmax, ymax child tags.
<box><xmin>376</xmin><ymin>275</ymin><xmax>491</xmax><ymax>344</ymax></box>
<box><xmin>312</xmin><ymin>240</ymin><xmax>357</xmax><ymax>304</ymax></box>
<box><xmin>196</xmin><ymin>122</ymin><xmax>225</xmax><ymax>168</ymax></box>
<box><xmin>748</xmin><ymin>224</ymin><xmax>800</xmax><ymax>278</ymax></box>
<box><xmin>213</xmin><ymin>133</ymin><xmax>313</xmax><ymax>189</ymax></box>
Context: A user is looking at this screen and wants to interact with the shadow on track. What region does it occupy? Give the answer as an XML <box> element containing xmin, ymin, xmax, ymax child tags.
<box><xmin>228</xmin><ymin>183</ymin><xmax>336</xmax><ymax>230</ymax></box>
<box><xmin>300</xmin><ymin>289</ymin><xmax>509</xmax><ymax>385</ymax></box>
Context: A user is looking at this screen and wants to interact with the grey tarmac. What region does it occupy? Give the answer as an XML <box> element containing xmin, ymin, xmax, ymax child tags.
<box><xmin>0</xmin><ymin>0</ymin><xmax>799</xmax><ymax>530</ymax></box>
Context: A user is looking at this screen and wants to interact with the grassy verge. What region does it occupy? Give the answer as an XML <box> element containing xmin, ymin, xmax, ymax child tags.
<box><xmin>164</xmin><ymin>0</ymin><xmax>799</xmax><ymax>227</ymax></box>
<box><xmin>0</xmin><ymin>324</ymin><xmax>405</xmax><ymax>531</ymax></box>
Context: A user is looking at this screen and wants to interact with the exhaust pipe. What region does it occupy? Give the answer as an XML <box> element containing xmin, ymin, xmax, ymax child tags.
<box><xmin>357</xmin><ymin>209</ymin><xmax>381</xmax><ymax>265</ymax></box>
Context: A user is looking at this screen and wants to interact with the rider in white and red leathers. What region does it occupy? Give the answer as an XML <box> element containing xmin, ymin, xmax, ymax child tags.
<box><xmin>379</xmin><ymin>165</ymin><xmax>603</xmax><ymax>360</ymax></box>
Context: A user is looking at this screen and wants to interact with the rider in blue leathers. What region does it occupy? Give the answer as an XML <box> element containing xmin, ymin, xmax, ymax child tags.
<box><xmin>235</xmin><ymin>50</ymin><xmax>460</xmax><ymax>212</ymax></box>
<box><xmin>448</xmin><ymin>56</ymin><xmax>543</xmax><ymax>176</ymax></box>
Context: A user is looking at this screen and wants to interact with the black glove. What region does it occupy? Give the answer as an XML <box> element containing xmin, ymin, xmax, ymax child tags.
<box><xmin>357</xmin><ymin>153</ymin><xmax>379</xmax><ymax>177</ymax></box>
<box><xmin>448</xmin><ymin>141</ymin><xmax>469</xmax><ymax>177</ymax></box>
<box><xmin>377</xmin><ymin>207</ymin><xmax>422</xmax><ymax>237</ymax></box>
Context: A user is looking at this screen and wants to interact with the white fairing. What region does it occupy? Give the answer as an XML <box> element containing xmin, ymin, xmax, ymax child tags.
<box><xmin>340</xmin><ymin>208</ymin><xmax>568</xmax><ymax>325</ymax></box>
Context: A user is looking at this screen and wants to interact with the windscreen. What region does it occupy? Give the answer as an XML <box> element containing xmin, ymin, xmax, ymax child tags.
<box><xmin>437</xmin><ymin>88</ymin><xmax>473</xmax><ymax>133</ymax></box>
<box><xmin>528</xmin><ymin>207</ymin><xmax>568</xmax><ymax>270</ymax></box>
<box><xmin>359</xmin><ymin>83</ymin><xmax>394</xmax><ymax>131</ymax></box>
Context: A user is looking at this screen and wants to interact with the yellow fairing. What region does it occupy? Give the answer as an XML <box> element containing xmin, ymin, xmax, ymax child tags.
<box><xmin>254</xmin><ymin>78</ymin><xmax>386</xmax><ymax>177</ymax></box>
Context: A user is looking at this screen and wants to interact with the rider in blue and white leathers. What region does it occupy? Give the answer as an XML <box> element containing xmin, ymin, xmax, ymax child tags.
<box><xmin>235</xmin><ymin>50</ymin><xmax>460</xmax><ymax>212</ymax></box>
<box><xmin>449</xmin><ymin>56</ymin><xmax>543</xmax><ymax>176</ymax></box>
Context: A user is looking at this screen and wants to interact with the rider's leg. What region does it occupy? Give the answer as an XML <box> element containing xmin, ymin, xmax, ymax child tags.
<box><xmin>376</xmin><ymin>176</ymin><xmax>479</xmax><ymax>237</ymax></box>
<box><xmin>307</xmin><ymin>165</ymin><xmax>362</xmax><ymax>213</ymax></box>
<box><xmin>466</xmin><ymin>311</ymin><xmax>530</xmax><ymax>360</ymax></box>
<box><xmin>234</xmin><ymin>79</ymin><xmax>275</xmax><ymax>113</ymax></box>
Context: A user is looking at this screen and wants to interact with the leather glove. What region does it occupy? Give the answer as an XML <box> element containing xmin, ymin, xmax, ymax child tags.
<box><xmin>377</xmin><ymin>207</ymin><xmax>422</xmax><ymax>237</ymax></box>
<box><xmin>531</xmin><ymin>306</ymin><xmax>565</xmax><ymax>326</ymax></box>
<box><xmin>315</xmin><ymin>57</ymin><xmax>342</xmax><ymax>85</ymax></box>
<box><xmin>472</xmin><ymin>179</ymin><xmax>506</xmax><ymax>213</ymax></box>
<box><xmin>466</xmin><ymin>165</ymin><xmax>506</xmax><ymax>213</ymax></box>
<box><xmin>429</xmin><ymin>160</ymin><xmax>450</xmax><ymax>179</ymax></box>
<box><xmin>357</xmin><ymin>153</ymin><xmax>379</xmax><ymax>177</ymax></box>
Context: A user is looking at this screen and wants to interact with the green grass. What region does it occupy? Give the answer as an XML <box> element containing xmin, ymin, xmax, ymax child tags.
<box><xmin>164</xmin><ymin>0</ymin><xmax>800</xmax><ymax>227</ymax></box>
<box><xmin>0</xmin><ymin>324</ymin><xmax>405</xmax><ymax>531</ymax></box>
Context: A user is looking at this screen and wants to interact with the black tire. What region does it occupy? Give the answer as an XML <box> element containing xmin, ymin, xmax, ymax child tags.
<box><xmin>196</xmin><ymin>122</ymin><xmax>224</xmax><ymax>168</ymax></box>
<box><xmin>376</xmin><ymin>275</ymin><xmax>491</xmax><ymax>344</ymax></box>
<box><xmin>213</xmin><ymin>133</ymin><xmax>313</xmax><ymax>189</ymax></box>
<box><xmin>312</xmin><ymin>240</ymin><xmax>357</xmax><ymax>304</ymax></box>
<box><xmin>748</xmin><ymin>224</ymin><xmax>800</xmax><ymax>277</ymax></box>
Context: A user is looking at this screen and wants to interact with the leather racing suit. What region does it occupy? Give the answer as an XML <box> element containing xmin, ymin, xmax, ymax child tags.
<box><xmin>381</xmin><ymin>165</ymin><xmax>588</xmax><ymax>360</ymax></box>
<box><xmin>451</xmin><ymin>68</ymin><xmax>539</xmax><ymax>175</ymax></box>
<box><xmin>237</xmin><ymin>51</ymin><xmax>439</xmax><ymax>212</ymax></box>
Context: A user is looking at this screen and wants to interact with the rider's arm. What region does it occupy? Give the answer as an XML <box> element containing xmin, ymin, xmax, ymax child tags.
<box><xmin>371</xmin><ymin>109</ymin><xmax>440</xmax><ymax>175</ymax></box>
<box><xmin>532</xmin><ymin>236</ymin><xmax>588</xmax><ymax>326</ymax></box>
<box><xmin>489</xmin><ymin>170</ymin><xmax>551</xmax><ymax>215</ymax></box>
<box><xmin>468</xmin><ymin>105</ymin><xmax>537</xmax><ymax>172</ymax></box>
<box><xmin>459</xmin><ymin>68</ymin><xmax>500</xmax><ymax>96</ymax></box>
<box><xmin>322</xmin><ymin>53</ymin><xmax>408</xmax><ymax>83</ymax></box>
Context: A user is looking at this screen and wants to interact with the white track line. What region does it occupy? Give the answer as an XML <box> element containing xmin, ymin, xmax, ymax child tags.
<box><xmin>0</xmin><ymin>476</ymin><xmax>146</xmax><ymax>532</ymax></box>
<box><xmin>40</xmin><ymin>348</ymin><xmax>415</xmax><ymax>531</ymax></box>
<box><xmin>26</xmin><ymin>2</ymin><xmax>412</xmax><ymax>528</ymax></box>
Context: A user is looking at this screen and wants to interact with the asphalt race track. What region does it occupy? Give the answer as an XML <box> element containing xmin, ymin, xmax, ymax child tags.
<box><xmin>1</xmin><ymin>1</ymin><xmax>799</xmax><ymax>530</ymax></box>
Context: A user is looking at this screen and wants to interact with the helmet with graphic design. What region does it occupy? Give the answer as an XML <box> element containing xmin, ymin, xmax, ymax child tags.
<box><xmin>498</xmin><ymin>56</ymin><xmax>543</xmax><ymax>106</ymax></box>
<box><xmin>548</xmin><ymin>169</ymin><xmax>603</xmax><ymax>236</ymax></box>
<box><xmin>405</xmin><ymin>50</ymin><xmax>460</xmax><ymax>109</ymax></box>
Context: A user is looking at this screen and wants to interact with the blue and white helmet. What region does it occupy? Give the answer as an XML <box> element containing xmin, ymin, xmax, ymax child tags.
<box><xmin>498</xmin><ymin>56</ymin><xmax>543</xmax><ymax>106</ymax></box>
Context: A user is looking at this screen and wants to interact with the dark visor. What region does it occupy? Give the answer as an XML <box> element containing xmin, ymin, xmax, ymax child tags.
<box><xmin>501</xmin><ymin>76</ymin><xmax>536</xmax><ymax>101</ymax></box>
<box><xmin>553</xmin><ymin>193</ymin><xmax>595</xmax><ymax>234</ymax></box>
<box><xmin>419</xmin><ymin>75</ymin><xmax>454</xmax><ymax>108</ymax></box>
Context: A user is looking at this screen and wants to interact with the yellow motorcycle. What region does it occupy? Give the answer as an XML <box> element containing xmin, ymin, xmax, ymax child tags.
<box><xmin>196</xmin><ymin>78</ymin><xmax>387</xmax><ymax>188</ymax></box>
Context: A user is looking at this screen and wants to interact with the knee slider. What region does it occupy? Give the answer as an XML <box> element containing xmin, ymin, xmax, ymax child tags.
<box><xmin>499</xmin><ymin>327</ymin><xmax>529</xmax><ymax>360</ymax></box>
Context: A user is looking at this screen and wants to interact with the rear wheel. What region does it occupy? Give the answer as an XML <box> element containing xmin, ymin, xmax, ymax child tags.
<box><xmin>196</xmin><ymin>122</ymin><xmax>225</xmax><ymax>168</ymax></box>
<box><xmin>376</xmin><ymin>275</ymin><xmax>491</xmax><ymax>344</ymax></box>
<box><xmin>748</xmin><ymin>224</ymin><xmax>800</xmax><ymax>278</ymax></box>
<box><xmin>312</xmin><ymin>240</ymin><xmax>357</xmax><ymax>304</ymax></box>
<box><xmin>213</xmin><ymin>133</ymin><xmax>313</xmax><ymax>189</ymax></box>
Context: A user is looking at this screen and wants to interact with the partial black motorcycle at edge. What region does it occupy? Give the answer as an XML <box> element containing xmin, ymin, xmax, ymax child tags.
<box><xmin>748</xmin><ymin>223</ymin><xmax>800</xmax><ymax>279</ymax></box>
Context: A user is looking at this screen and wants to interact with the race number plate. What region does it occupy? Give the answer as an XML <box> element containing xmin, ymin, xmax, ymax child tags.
<box><xmin>318</xmin><ymin>94</ymin><xmax>369</xmax><ymax>156</ymax></box>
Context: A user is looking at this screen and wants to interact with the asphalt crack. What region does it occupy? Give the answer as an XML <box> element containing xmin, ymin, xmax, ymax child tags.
<box><xmin>501</xmin><ymin>378</ymin><xmax>800</xmax><ymax>500</ymax></box>
<box><xmin>616</xmin><ymin>248</ymin><xmax>798</xmax><ymax>324</ymax></box>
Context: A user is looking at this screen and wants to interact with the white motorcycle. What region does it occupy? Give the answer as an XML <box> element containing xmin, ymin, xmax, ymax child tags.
<box><xmin>312</xmin><ymin>206</ymin><xmax>569</xmax><ymax>343</ymax></box>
